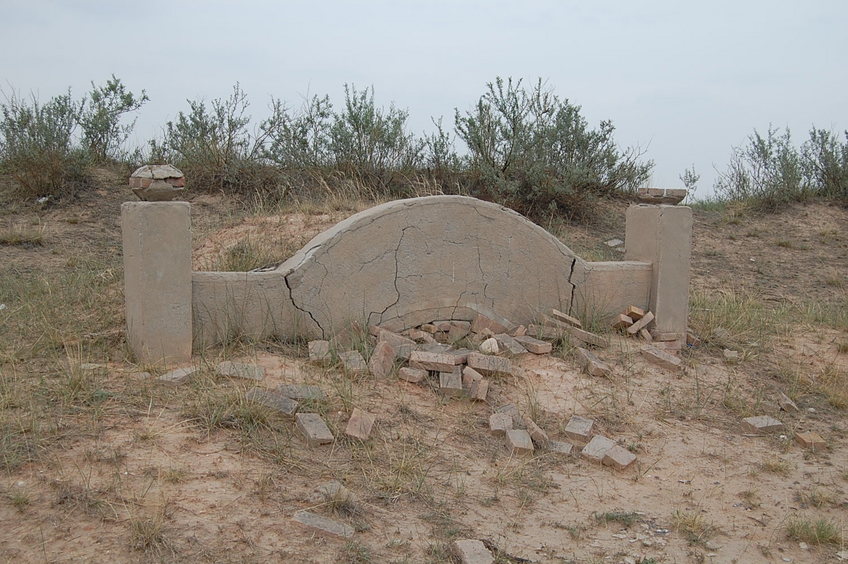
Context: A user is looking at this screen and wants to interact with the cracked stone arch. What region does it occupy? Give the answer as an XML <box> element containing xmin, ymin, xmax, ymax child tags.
<box><xmin>189</xmin><ymin>195</ymin><xmax>666</xmax><ymax>347</ymax></box>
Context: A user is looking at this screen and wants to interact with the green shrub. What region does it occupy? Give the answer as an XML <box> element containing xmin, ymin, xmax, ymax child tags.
<box><xmin>78</xmin><ymin>75</ymin><xmax>148</xmax><ymax>163</ymax></box>
<box><xmin>455</xmin><ymin>77</ymin><xmax>652</xmax><ymax>219</ymax></box>
<box><xmin>801</xmin><ymin>128</ymin><xmax>848</xmax><ymax>201</ymax></box>
<box><xmin>264</xmin><ymin>94</ymin><xmax>334</xmax><ymax>169</ymax></box>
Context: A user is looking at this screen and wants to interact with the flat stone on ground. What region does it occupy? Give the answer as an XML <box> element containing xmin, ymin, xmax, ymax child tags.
<box><xmin>308</xmin><ymin>340</ymin><xmax>331</xmax><ymax>362</ymax></box>
<box><xmin>158</xmin><ymin>366</ymin><xmax>200</xmax><ymax>385</ymax></box>
<box><xmin>602</xmin><ymin>445</ymin><xmax>637</xmax><ymax>469</ymax></box>
<box><xmin>551</xmin><ymin>308</ymin><xmax>582</xmax><ymax>328</ymax></box>
<box><xmin>451</xmin><ymin>539</ymin><xmax>494</xmax><ymax>564</ymax></box>
<box><xmin>513</xmin><ymin>335</ymin><xmax>552</xmax><ymax>354</ymax></box>
<box><xmin>339</xmin><ymin>350</ymin><xmax>368</xmax><ymax>374</ymax></box>
<box><xmin>564</xmin><ymin>415</ymin><xmax>594</xmax><ymax>443</ymax></box>
<box><xmin>581</xmin><ymin>435</ymin><xmax>616</xmax><ymax>463</ymax></box>
<box><xmin>489</xmin><ymin>413</ymin><xmax>512</xmax><ymax>435</ymax></box>
<box><xmin>345</xmin><ymin>407</ymin><xmax>376</xmax><ymax>440</ymax></box>
<box><xmin>409</xmin><ymin>350</ymin><xmax>459</xmax><ymax>372</ymax></box>
<box><xmin>574</xmin><ymin>347</ymin><xmax>611</xmax><ymax>377</ymax></box>
<box><xmin>246</xmin><ymin>388</ymin><xmax>299</xmax><ymax>416</ymax></box>
<box><xmin>368</xmin><ymin>340</ymin><xmax>396</xmax><ymax>378</ymax></box>
<box><xmin>278</xmin><ymin>384</ymin><xmax>326</xmax><ymax>401</ymax></box>
<box><xmin>522</xmin><ymin>415</ymin><xmax>550</xmax><ymax>447</ymax></box>
<box><xmin>292</xmin><ymin>510</ymin><xmax>354</xmax><ymax>539</ymax></box>
<box><xmin>494</xmin><ymin>333</ymin><xmax>527</xmax><ymax>355</ymax></box>
<box><xmin>295</xmin><ymin>413</ymin><xmax>335</xmax><ymax>446</ymax></box>
<box><xmin>640</xmin><ymin>345</ymin><xmax>683</xmax><ymax>371</ymax></box>
<box><xmin>741</xmin><ymin>415</ymin><xmax>784</xmax><ymax>434</ymax></box>
<box><xmin>398</xmin><ymin>367</ymin><xmax>427</xmax><ymax>383</ymax></box>
<box><xmin>564</xmin><ymin>325</ymin><xmax>608</xmax><ymax>348</ymax></box>
<box><xmin>467</xmin><ymin>352</ymin><xmax>513</xmax><ymax>376</ymax></box>
<box><xmin>548</xmin><ymin>440</ymin><xmax>574</xmax><ymax>455</ymax></box>
<box><xmin>506</xmin><ymin>429</ymin><xmax>534</xmax><ymax>455</ymax></box>
<box><xmin>216</xmin><ymin>361</ymin><xmax>265</xmax><ymax>381</ymax></box>
<box><xmin>438</xmin><ymin>367</ymin><xmax>464</xmax><ymax>397</ymax></box>
<box><xmin>794</xmin><ymin>431</ymin><xmax>826</xmax><ymax>450</ymax></box>
<box><xmin>496</xmin><ymin>404</ymin><xmax>524</xmax><ymax>428</ymax></box>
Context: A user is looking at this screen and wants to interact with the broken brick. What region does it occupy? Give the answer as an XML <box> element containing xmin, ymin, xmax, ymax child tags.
<box><xmin>640</xmin><ymin>345</ymin><xmax>683</xmax><ymax>371</ymax></box>
<box><xmin>308</xmin><ymin>340</ymin><xmax>331</xmax><ymax>363</ymax></box>
<box><xmin>612</xmin><ymin>314</ymin><xmax>635</xmax><ymax>330</ymax></box>
<box><xmin>639</xmin><ymin>328</ymin><xmax>653</xmax><ymax>342</ymax></box>
<box><xmin>564</xmin><ymin>325</ymin><xmax>609</xmax><ymax>348</ymax></box>
<box><xmin>216</xmin><ymin>361</ymin><xmax>264</xmax><ymax>381</ymax></box>
<box><xmin>602</xmin><ymin>445</ymin><xmax>636</xmax><ymax>470</ymax></box>
<box><xmin>513</xmin><ymin>335</ymin><xmax>553</xmax><ymax>354</ymax></box>
<box><xmin>467</xmin><ymin>352</ymin><xmax>513</xmax><ymax>376</ymax></box>
<box><xmin>450</xmin><ymin>539</ymin><xmax>494</xmax><ymax>564</ymax></box>
<box><xmin>494</xmin><ymin>333</ymin><xmax>527</xmax><ymax>355</ymax></box>
<box><xmin>277</xmin><ymin>384</ymin><xmax>325</xmax><ymax>401</ymax></box>
<box><xmin>511</xmin><ymin>325</ymin><xmax>527</xmax><ymax>337</ymax></box>
<box><xmin>438</xmin><ymin>367</ymin><xmax>464</xmax><ymax>397</ymax></box>
<box><xmin>741</xmin><ymin>415</ymin><xmax>784</xmax><ymax>434</ymax></box>
<box><xmin>338</xmin><ymin>350</ymin><xmax>368</xmax><ymax>375</ymax></box>
<box><xmin>626</xmin><ymin>305</ymin><xmax>646</xmax><ymax>320</ymax></box>
<box><xmin>345</xmin><ymin>408</ymin><xmax>376</xmax><ymax>440</ymax></box>
<box><xmin>548</xmin><ymin>441</ymin><xmax>574</xmax><ymax>455</ymax></box>
<box><xmin>462</xmin><ymin>367</ymin><xmax>488</xmax><ymax>401</ymax></box>
<box><xmin>447</xmin><ymin>321</ymin><xmax>472</xmax><ymax>342</ymax></box>
<box><xmin>489</xmin><ymin>413</ymin><xmax>512</xmax><ymax>435</ymax></box>
<box><xmin>295</xmin><ymin>413</ymin><xmax>334</xmax><ymax>446</ymax></box>
<box><xmin>627</xmin><ymin>311</ymin><xmax>655</xmax><ymax>335</ymax></box>
<box><xmin>522</xmin><ymin>415</ymin><xmax>550</xmax><ymax>447</ymax></box>
<box><xmin>581</xmin><ymin>435</ymin><xmax>616</xmax><ymax>463</ymax></box>
<box><xmin>574</xmin><ymin>347</ymin><xmax>611</xmax><ymax>377</ymax></box>
<box><xmin>373</xmin><ymin>328</ymin><xmax>416</xmax><ymax>360</ymax></box>
<box><xmin>564</xmin><ymin>415</ymin><xmax>594</xmax><ymax>443</ymax></box>
<box><xmin>405</xmin><ymin>329</ymin><xmax>436</xmax><ymax>343</ymax></box>
<box><xmin>246</xmin><ymin>388</ymin><xmax>298</xmax><ymax>417</ymax></box>
<box><xmin>506</xmin><ymin>429</ymin><xmax>534</xmax><ymax>455</ymax></box>
<box><xmin>551</xmin><ymin>308</ymin><xmax>582</xmax><ymax>328</ymax></box>
<box><xmin>794</xmin><ymin>431</ymin><xmax>826</xmax><ymax>451</ymax></box>
<box><xmin>496</xmin><ymin>404</ymin><xmax>524</xmax><ymax>428</ymax></box>
<box><xmin>368</xmin><ymin>340</ymin><xmax>396</xmax><ymax>378</ymax></box>
<box><xmin>292</xmin><ymin>510</ymin><xmax>353</xmax><ymax>539</ymax></box>
<box><xmin>398</xmin><ymin>367</ymin><xmax>427</xmax><ymax>383</ymax></box>
<box><xmin>159</xmin><ymin>366</ymin><xmax>200</xmax><ymax>385</ymax></box>
<box><xmin>409</xmin><ymin>350</ymin><xmax>460</xmax><ymax>372</ymax></box>
<box><xmin>470</xmin><ymin>313</ymin><xmax>509</xmax><ymax>335</ymax></box>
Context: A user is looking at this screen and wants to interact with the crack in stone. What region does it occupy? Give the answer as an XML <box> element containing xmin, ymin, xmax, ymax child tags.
<box><xmin>283</xmin><ymin>271</ymin><xmax>324</xmax><ymax>339</ymax></box>
<box><xmin>373</xmin><ymin>224</ymin><xmax>412</xmax><ymax>325</ymax></box>
<box><xmin>567</xmin><ymin>257</ymin><xmax>578</xmax><ymax>316</ymax></box>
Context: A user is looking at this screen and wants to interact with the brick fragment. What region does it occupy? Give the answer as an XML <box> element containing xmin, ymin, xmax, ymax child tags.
<box><xmin>308</xmin><ymin>340</ymin><xmax>331</xmax><ymax>362</ymax></box>
<box><xmin>522</xmin><ymin>415</ymin><xmax>550</xmax><ymax>447</ymax></box>
<box><xmin>494</xmin><ymin>333</ymin><xmax>527</xmax><ymax>355</ymax></box>
<box><xmin>777</xmin><ymin>392</ymin><xmax>799</xmax><ymax>412</ymax></box>
<box><xmin>368</xmin><ymin>340</ymin><xmax>396</xmax><ymax>378</ymax></box>
<box><xmin>574</xmin><ymin>347</ymin><xmax>612</xmax><ymax>377</ymax></box>
<box><xmin>723</xmin><ymin>349</ymin><xmax>740</xmax><ymax>363</ymax></box>
<box><xmin>277</xmin><ymin>384</ymin><xmax>325</xmax><ymax>401</ymax></box>
<box><xmin>467</xmin><ymin>352</ymin><xmax>512</xmax><ymax>376</ymax></box>
<box><xmin>420</xmin><ymin>323</ymin><xmax>439</xmax><ymax>334</ymax></box>
<box><xmin>470</xmin><ymin>378</ymin><xmax>489</xmax><ymax>401</ymax></box>
<box><xmin>506</xmin><ymin>429</ymin><xmax>534</xmax><ymax>455</ymax></box>
<box><xmin>496</xmin><ymin>404</ymin><xmax>524</xmax><ymax>428</ymax></box>
<box><xmin>216</xmin><ymin>361</ymin><xmax>264</xmax><ymax>381</ymax></box>
<box><xmin>338</xmin><ymin>350</ymin><xmax>368</xmax><ymax>375</ymax></box>
<box><xmin>511</xmin><ymin>325</ymin><xmax>527</xmax><ymax>337</ymax></box>
<box><xmin>551</xmin><ymin>308</ymin><xmax>582</xmax><ymax>328</ymax></box>
<box><xmin>639</xmin><ymin>328</ymin><xmax>653</xmax><ymax>342</ymax></box>
<box><xmin>470</xmin><ymin>313</ymin><xmax>509</xmax><ymax>335</ymax></box>
<box><xmin>489</xmin><ymin>413</ymin><xmax>512</xmax><ymax>435</ymax></box>
<box><xmin>159</xmin><ymin>366</ymin><xmax>199</xmax><ymax>385</ymax></box>
<box><xmin>345</xmin><ymin>408</ymin><xmax>376</xmax><ymax>440</ymax></box>
<box><xmin>564</xmin><ymin>325</ymin><xmax>609</xmax><ymax>348</ymax></box>
<box><xmin>373</xmin><ymin>328</ymin><xmax>415</xmax><ymax>360</ymax></box>
<box><xmin>462</xmin><ymin>367</ymin><xmax>489</xmax><ymax>401</ymax></box>
<box><xmin>612</xmin><ymin>314</ymin><xmax>634</xmax><ymax>330</ymax></box>
<box><xmin>405</xmin><ymin>329</ymin><xmax>436</xmax><ymax>343</ymax></box>
<box><xmin>295</xmin><ymin>413</ymin><xmax>334</xmax><ymax>446</ymax></box>
<box><xmin>602</xmin><ymin>445</ymin><xmax>636</xmax><ymax>469</ymax></box>
<box><xmin>564</xmin><ymin>415</ymin><xmax>593</xmax><ymax>443</ymax></box>
<box><xmin>246</xmin><ymin>387</ymin><xmax>298</xmax><ymax>416</ymax></box>
<box><xmin>479</xmin><ymin>337</ymin><xmax>499</xmax><ymax>354</ymax></box>
<box><xmin>653</xmin><ymin>331</ymin><xmax>684</xmax><ymax>342</ymax></box>
<box><xmin>450</xmin><ymin>539</ymin><xmax>494</xmax><ymax>564</ymax></box>
<box><xmin>447</xmin><ymin>321</ymin><xmax>472</xmax><ymax>342</ymax></box>
<box><xmin>794</xmin><ymin>431</ymin><xmax>826</xmax><ymax>451</ymax></box>
<box><xmin>409</xmin><ymin>350</ymin><xmax>459</xmax><ymax>372</ymax></box>
<box><xmin>514</xmin><ymin>335</ymin><xmax>552</xmax><ymax>354</ymax></box>
<box><xmin>438</xmin><ymin>367</ymin><xmax>464</xmax><ymax>397</ymax></box>
<box><xmin>741</xmin><ymin>415</ymin><xmax>784</xmax><ymax>434</ymax></box>
<box><xmin>626</xmin><ymin>305</ymin><xmax>646</xmax><ymax>320</ymax></box>
<box><xmin>581</xmin><ymin>435</ymin><xmax>616</xmax><ymax>463</ymax></box>
<box><xmin>627</xmin><ymin>311</ymin><xmax>655</xmax><ymax>335</ymax></box>
<box><xmin>398</xmin><ymin>367</ymin><xmax>427</xmax><ymax>383</ymax></box>
<box><xmin>309</xmin><ymin>480</ymin><xmax>356</xmax><ymax>507</ymax></box>
<box><xmin>548</xmin><ymin>441</ymin><xmax>574</xmax><ymax>455</ymax></box>
<box><xmin>640</xmin><ymin>345</ymin><xmax>683</xmax><ymax>371</ymax></box>
<box><xmin>292</xmin><ymin>510</ymin><xmax>353</xmax><ymax>539</ymax></box>
<box><xmin>526</xmin><ymin>323</ymin><xmax>561</xmax><ymax>340</ymax></box>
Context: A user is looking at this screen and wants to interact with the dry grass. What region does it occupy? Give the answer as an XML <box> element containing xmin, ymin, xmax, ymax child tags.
<box><xmin>786</xmin><ymin>516</ymin><xmax>844</xmax><ymax>546</ymax></box>
<box><xmin>671</xmin><ymin>509</ymin><xmax>717</xmax><ymax>546</ymax></box>
<box><xmin>0</xmin><ymin>221</ymin><xmax>45</xmax><ymax>247</ymax></box>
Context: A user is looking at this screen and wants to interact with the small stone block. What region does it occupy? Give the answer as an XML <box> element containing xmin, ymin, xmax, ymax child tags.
<box><xmin>278</xmin><ymin>384</ymin><xmax>326</xmax><ymax>401</ymax></box>
<box><xmin>374</xmin><ymin>328</ymin><xmax>416</xmax><ymax>360</ymax></box>
<box><xmin>398</xmin><ymin>367</ymin><xmax>427</xmax><ymax>383</ymax></box>
<box><xmin>439</xmin><ymin>367</ymin><xmax>464</xmax><ymax>397</ymax></box>
<box><xmin>794</xmin><ymin>432</ymin><xmax>826</xmax><ymax>451</ymax></box>
<box><xmin>564</xmin><ymin>415</ymin><xmax>594</xmax><ymax>443</ymax></box>
<box><xmin>627</xmin><ymin>311</ymin><xmax>655</xmax><ymax>334</ymax></box>
<box><xmin>420</xmin><ymin>323</ymin><xmax>439</xmax><ymax>334</ymax></box>
<box><xmin>409</xmin><ymin>350</ymin><xmax>459</xmax><ymax>372</ymax></box>
<box><xmin>506</xmin><ymin>429</ymin><xmax>534</xmax><ymax>455</ymax></box>
<box><xmin>777</xmin><ymin>392</ymin><xmax>799</xmax><ymax>412</ymax></box>
<box><xmin>216</xmin><ymin>361</ymin><xmax>264</xmax><ymax>381</ymax></box>
<box><xmin>406</xmin><ymin>329</ymin><xmax>436</xmax><ymax>343</ymax></box>
<box><xmin>368</xmin><ymin>340</ymin><xmax>396</xmax><ymax>378</ymax></box>
<box><xmin>639</xmin><ymin>328</ymin><xmax>653</xmax><ymax>342</ymax></box>
<box><xmin>511</xmin><ymin>324</ymin><xmax>527</xmax><ymax>337</ymax></box>
<box><xmin>640</xmin><ymin>345</ymin><xmax>683</xmax><ymax>371</ymax></box>
<box><xmin>741</xmin><ymin>415</ymin><xmax>785</xmax><ymax>434</ymax></box>
<box><xmin>471</xmin><ymin>313</ymin><xmax>509</xmax><ymax>335</ymax></box>
<box><xmin>450</xmin><ymin>539</ymin><xmax>494</xmax><ymax>564</ymax></box>
<box><xmin>479</xmin><ymin>337</ymin><xmax>500</xmax><ymax>354</ymax></box>
<box><xmin>548</xmin><ymin>440</ymin><xmax>574</xmax><ymax>455</ymax></box>
<box><xmin>565</xmin><ymin>326</ymin><xmax>609</xmax><ymax>348</ymax></box>
<box><xmin>526</xmin><ymin>324</ymin><xmax>561</xmax><ymax>340</ymax></box>
<box><xmin>295</xmin><ymin>413</ymin><xmax>334</xmax><ymax>446</ymax></box>
<box><xmin>551</xmin><ymin>308</ymin><xmax>582</xmax><ymax>328</ymax></box>
<box><xmin>345</xmin><ymin>408</ymin><xmax>376</xmax><ymax>440</ymax></box>
<box><xmin>308</xmin><ymin>340</ymin><xmax>331</xmax><ymax>363</ymax></box>
<box><xmin>522</xmin><ymin>415</ymin><xmax>550</xmax><ymax>447</ymax></box>
<box><xmin>292</xmin><ymin>510</ymin><xmax>353</xmax><ymax>539</ymax></box>
<box><xmin>653</xmin><ymin>331</ymin><xmax>684</xmax><ymax>342</ymax></box>
<box><xmin>494</xmin><ymin>333</ymin><xmax>527</xmax><ymax>355</ymax></box>
<box><xmin>467</xmin><ymin>352</ymin><xmax>513</xmax><ymax>376</ymax></box>
<box><xmin>612</xmin><ymin>314</ymin><xmax>634</xmax><ymax>330</ymax></box>
<box><xmin>574</xmin><ymin>347</ymin><xmax>611</xmax><ymax>377</ymax></box>
<box><xmin>470</xmin><ymin>378</ymin><xmax>489</xmax><ymax>401</ymax></box>
<box><xmin>626</xmin><ymin>305</ymin><xmax>646</xmax><ymax>320</ymax></box>
<box><xmin>489</xmin><ymin>413</ymin><xmax>512</xmax><ymax>435</ymax></box>
<box><xmin>447</xmin><ymin>321</ymin><xmax>472</xmax><ymax>342</ymax></box>
<box><xmin>723</xmin><ymin>349</ymin><xmax>740</xmax><ymax>363</ymax></box>
<box><xmin>339</xmin><ymin>350</ymin><xmax>368</xmax><ymax>374</ymax></box>
<box><xmin>246</xmin><ymin>388</ymin><xmax>299</xmax><ymax>416</ymax></box>
<box><xmin>602</xmin><ymin>445</ymin><xmax>636</xmax><ymax>469</ymax></box>
<box><xmin>513</xmin><ymin>335</ymin><xmax>552</xmax><ymax>354</ymax></box>
<box><xmin>496</xmin><ymin>403</ymin><xmax>524</xmax><ymax>428</ymax></box>
<box><xmin>158</xmin><ymin>366</ymin><xmax>199</xmax><ymax>385</ymax></box>
<box><xmin>581</xmin><ymin>435</ymin><xmax>616</xmax><ymax>463</ymax></box>
<box><xmin>462</xmin><ymin>366</ymin><xmax>489</xmax><ymax>401</ymax></box>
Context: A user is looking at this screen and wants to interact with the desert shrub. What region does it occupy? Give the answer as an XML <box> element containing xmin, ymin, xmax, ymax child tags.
<box><xmin>78</xmin><ymin>75</ymin><xmax>148</xmax><ymax>163</ymax></box>
<box><xmin>264</xmin><ymin>94</ymin><xmax>334</xmax><ymax>169</ymax></box>
<box><xmin>801</xmin><ymin>128</ymin><xmax>848</xmax><ymax>202</ymax></box>
<box><xmin>0</xmin><ymin>90</ymin><xmax>89</xmax><ymax>198</ymax></box>
<box><xmin>455</xmin><ymin>77</ymin><xmax>652</xmax><ymax>219</ymax></box>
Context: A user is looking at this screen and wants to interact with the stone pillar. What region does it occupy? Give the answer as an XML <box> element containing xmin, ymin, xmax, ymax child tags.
<box><xmin>624</xmin><ymin>204</ymin><xmax>692</xmax><ymax>348</ymax></box>
<box><xmin>122</xmin><ymin>202</ymin><xmax>192</xmax><ymax>364</ymax></box>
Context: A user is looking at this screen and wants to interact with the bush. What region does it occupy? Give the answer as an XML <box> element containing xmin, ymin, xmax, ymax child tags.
<box><xmin>264</xmin><ymin>94</ymin><xmax>334</xmax><ymax>169</ymax></box>
<box><xmin>0</xmin><ymin>90</ymin><xmax>89</xmax><ymax>198</ymax></box>
<box><xmin>78</xmin><ymin>75</ymin><xmax>148</xmax><ymax>163</ymax></box>
<box><xmin>455</xmin><ymin>77</ymin><xmax>653</xmax><ymax>219</ymax></box>
<box><xmin>801</xmin><ymin>128</ymin><xmax>848</xmax><ymax>202</ymax></box>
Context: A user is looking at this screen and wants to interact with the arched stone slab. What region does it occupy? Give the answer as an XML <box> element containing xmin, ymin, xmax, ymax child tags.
<box><xmin>276</xmin><ymin>196</ymin><xmax>581</xmax><ymax>338</ymax></box>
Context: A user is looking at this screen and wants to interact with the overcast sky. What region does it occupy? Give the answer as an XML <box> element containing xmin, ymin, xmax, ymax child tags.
<box><xmin>2</xmin><ymin>0</ymin><xmax>846</xmax><ymax>197</ymax></box>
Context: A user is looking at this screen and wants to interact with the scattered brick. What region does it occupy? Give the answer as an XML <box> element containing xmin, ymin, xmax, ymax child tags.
<box><xmin>506</xmin><ymin>429</ymin><xmax>534</xmax><ymax>455</ymax></box>
<box><xmin>527</xmin><ymin>323</ymin><xmax>561</xmax><ymax>340</ymax></box>
<box><xmin>479</xmin><ymin>337</ymin><xmax>500</xmax><ymax>354</ymax></box>
<box><xmin>640</xmin><ymin>345</ymin><xmax>683</xmax><ymax>371</ymax></box>
<box><xmin>445</xmin><ymin>348</ymin><xmax>473</xmax><ymax>364</ymax></box>
<box><xmin>603</xmin><ymin>445</ymin><xmax>637</xmax><ymax>469</ymax></box>
<box><xmin>564</xmin><ymin>325</ymin><xmax>609</xmax><ymax>348</ymax></box>
<box><xmin>467</xmin><ymin>352</ymin><xmax>513</xmax><ymax>376</ymax></box>
<box><xmin>216</xmin><ymin>361</ymin><xmax>265</xmax><ymax>381</ymax></box>
<box><xmin>373</xmin><ymin>328</ymin><xmax>415</xmax><ymax>360</ymax></box>
<box><xmin>489</xmin><ymin>413</ymin><xmax>512</xmax><ymax>435</ymax></box>
<box><xmin>470</xmin><ymin>378</ymin><xmax>489</xmax><ymax>401</ymax></box>
<box><xmin>246</xmin><ymin>387</ymin><xmax>298</xmax><ymax>416</ymax></box>
<box><xmin>339</xmin><ymin>350</ymin><xmax>368</xmax><ymax>374</ymax></box>
<box><xmin>345</xmin><ymin>408</ymin><xmax>375</xmax><ymax>440</ymax></box>
<box><xmin>564</xmin><ymin>415</ymin><xmax>594</xmax><ymax>443</ymax></box>
<box><xmin>496</xmin><ymin>404</ymin><xmax>524</xmax><ymax>428</ymax></box>
<box><xmin>462</xmin><ymin>367</ymin><xmax>489</xmax><ymax>401</ymax></box>
<box><xmin>612</xmin><ymin>314</ymin><xmax>634</xmax><ymax>330</ymax></box>
<box><xmin>438</xmin><ymin>367</ymin><xmax>464</xmax><ymax>397</ymax></box>
<box><xmin>158</xmin><ymin>366</ymin><xmax>199</xmax><ymax>385</ymax></box>
<box><xmin>277</xmin><ymin>384</ymin><xmax>325</xmax><ymax>401</ymax></box>
<box><xmin>409</xmin><ymin>350</ymin><xmax>459</xmax><ymax>372</ymax></box>
<box><xmin>626</xmin><ymin>305</ymin><xmax>646</xmax><ymax>320</ymax></box>
<box><xmin>292</xmin><ymin>510</ymin><xmax>354</xmax><ymax>539</ymax></box>
<box><xmin>777</xmin><ymin>392</ymin><xmax>799</xmax><ymax>412</ymax></box>
<box><xmin>741</xmin><ymin>415</ymin><xmax>785</xmax><ymax>434</ymax></box>
<box><xmin>581</xmin><ymin>435</ymin><xmax>616</xmax><ymax>463</ymax></box>
<box><xmin>471</xmin><ymin>313</ymin><xmax>509</xmax><ymax>335</ymax></box>
<box><xmin>522</xmin><ymin>415</ymin><xmax>550</xmax><ymax>447</ymax></box>
<box><xmin>551</xmin><ymin>308</ymin><xmax>583</xmax><ymax>328</ymax></box>
<box><xmin>450</xmin><ymin>539</ymin><xmax>494</xmax><ymax>564</ymax></box>
<box><xmin>511</xmin><ymin>324</ymin><xmax>527</xmax><ymax>337</ymax></box>
<box><xmin>494</xmin><ymin>333</ymin><xmax>527</xmax><ymax>355</ymax></box>
<box><xmin>406</xmin><ymin>329</ymin><xmax>436</xmax><ymax>343</ymax></box>
<box><xmin>652</xmin><ymin>340</ymin><xmax>682</xmax><ymax>351</ymax></box>
<box><xmin>448</xmin><ymin>321</ymin><xmax>472</xmax><ymax>342</ymax></box>
<box><xmin>574</xmin><ymin>347</ymin><xmax>612</xmax><ymax>377</ymax></box>
<box><xmin>513</xmin><ymin>335</ymin><xmax>552</xmax><ymax>354</ymax></box>
<box><xmin>420</xmin><ymin>323</ymin><xmax>439</xmax><ymax>334</ymax></box>
<box><xmin>308</xmin><ymin>340</ymin><xmax>331</xmax><ymax>362</ymax></box>
<box><xmin>723</xmin><ymin>349</ymin><xmax>740</xmax><ymax>363</ymax></box>
<box><xmin>626</xmin><ymin>311</ymin><xmax>655</xmax><ymax>335</ymax></box>
<box><xmin>794</xmin><ymin>431</ymin><xmax>826</xmax><ymax>451</ymax></box>
<box><xmin>368</xmin><ymin>340</ymin><xmax>396</xmax><ymax>378</ymax></box>
<box><xmin>639</xmin><ymin>328</ymin><xmax>653</xmax><ymax>342</ymax></box>
<box><xmin>308</xmin><ymin>480</ymin><xmax>356</xmax><ymax>507</ymax></box>
<box><xmin>398</xmin><ymin>367</ymin><xmax>427</xmax><ymax>383</ymax></box>
<box><xmin>295</xmin><ymin>413</ymin><xmax>334</xmax><ymax>446</ymax></box>
<box><xmin>548</xmin><ymin>441</ymin><xmax>574</xmax><ymax>455</ymax></box>
<box><xmin>433</xmin><ymin>320</ymin><xmax>453</xmax><ymax>332</ymax></box>
<box><xmin>653</xmin><ymin>331</ymin><xmax>684</xmax><ymax>342</ymax></box>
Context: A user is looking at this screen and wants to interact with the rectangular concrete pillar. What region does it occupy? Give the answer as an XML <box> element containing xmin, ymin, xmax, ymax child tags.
<box><xmin>625</xmin><ymin>204</ymin><xmax>692</xmax><ymax>348</ymax></box>
<box><xmin>122</xmin><ymin>202</ymin><xmax>192</xmax><ymax>364</ymax></box>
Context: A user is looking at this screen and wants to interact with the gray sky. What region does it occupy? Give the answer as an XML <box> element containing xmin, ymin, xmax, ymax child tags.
<box><xmin>2</xmin><ymin>0</ymin><xmax>846</xmax><ymax>197</ymax></box>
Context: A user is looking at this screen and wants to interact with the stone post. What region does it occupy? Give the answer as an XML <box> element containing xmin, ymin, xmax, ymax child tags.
<box><xmin>624</xmin><ymin>204</ymin><xmax>692</xmax><ymax>348</ymax></box>
<box><xmin>122</xmin><ymin>202</ymin><xmax>192</xmax><ymax>364</ymax></box>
